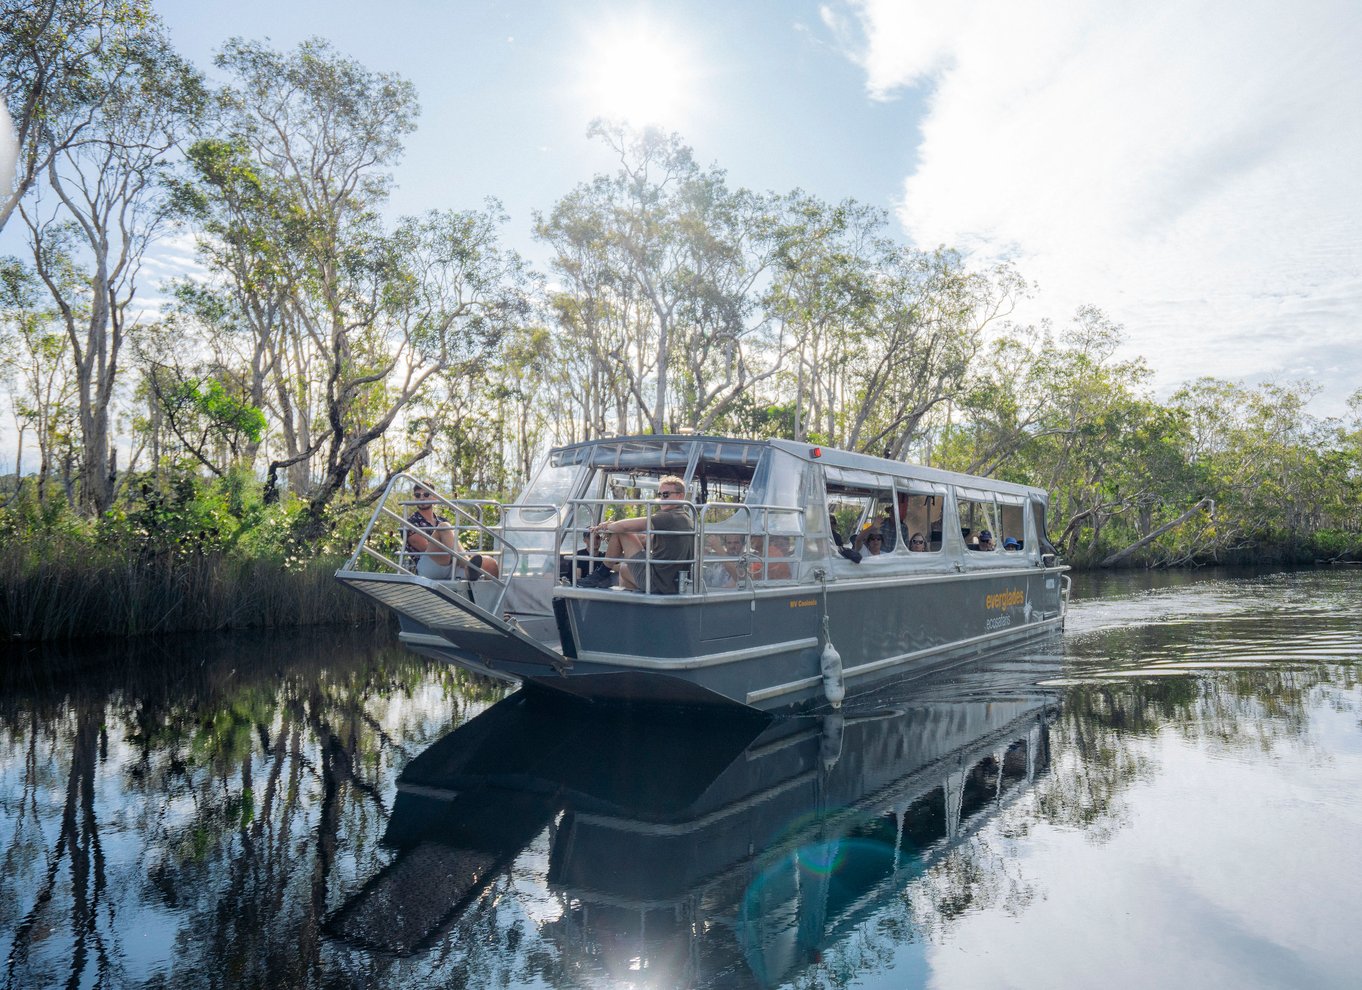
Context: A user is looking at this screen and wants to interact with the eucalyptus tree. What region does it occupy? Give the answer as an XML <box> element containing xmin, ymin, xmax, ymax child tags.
<box><xmin>18</xmin><ymin>22</ymin><xmax>201</xmax><ymax>514</ymax></box>
<box><xmin>537</xmin><ymin>121</ymin><xmax>785</xmax><ymax>436</ymax></box>
<box><xmin>665</xmin><ymin>173</ymin><xmax>787</xmax><ymax>432</ymax></box>
<box><xmin>763</xmin><ymin>194</ymin><xmax>884</xmax><ymax>443</ymax></box>
<box><xmin>839</xmin><ymin>248</ymin><xmax>1022</xmax><ymax>458</ymax></box>
<box><xmin>197</xmin><ymin>38</ymin><xmax>419</xmax><ymax>503</ymax></box>
<box><xmin>303</xmin><ymin>204</ymin><xmax>531</xmax><ymax>519</ymax></box>
<box><xmin>167</xmin><ymin>136</ymin><xmax>299</xmax><ymax>468</ymax></box>
<box><xmin>947</xmin><ymin>306</ymin><xmax>1208</xmax><ymax>563</ymax></box>
<box><xmin>0</xmin><ymin>256</ymin><xmax>76</xmax><ymax>500</ymax></box>
<box><xmin>0</xmin><ymin>0</ymin><xmax>157</xmax><ymax>233</ymax></box>
<box><xmin>1171</xmin><ymin>377</ymin><xmax>1338</xmax><ymax>558</ymax></box>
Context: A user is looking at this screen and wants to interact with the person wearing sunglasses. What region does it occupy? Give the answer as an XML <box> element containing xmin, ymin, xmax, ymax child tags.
<box><xmin>583</xmin><ymin>475</ymin><xmax>693</xmax><ymax>593</ymax></box>
<box><xmin>405</xmin><ymin>482</ymin><xmax>456</xmax><ymax>579</ymax></box>
<box><xmin>908</xmin><ymin>532</ymin><xmax>929</xmax><ymax>552</ymax></box>
<box><xmin>405</xmin><ymin>482</ymin><xmax>499</xmax><ymax>581</ymax></box>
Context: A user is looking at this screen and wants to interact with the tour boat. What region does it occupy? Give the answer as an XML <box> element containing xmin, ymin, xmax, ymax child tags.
<box><xmin>336</xmin><ymin>435</ymin><xmax>1070</xmax><ymax>712</ymax></box>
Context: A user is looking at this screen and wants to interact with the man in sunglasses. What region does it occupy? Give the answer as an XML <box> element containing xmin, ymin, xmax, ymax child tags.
<box><xmin>583</xmin><ymin>475</ymin><xmax>694</xmax><ymax>593</ymax></box>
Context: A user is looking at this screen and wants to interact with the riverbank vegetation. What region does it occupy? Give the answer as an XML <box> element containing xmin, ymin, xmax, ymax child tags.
<box><xmin>3</xmin><ymin>4</ymin><xmax>1360</xmax><ymax>639</ymax></box>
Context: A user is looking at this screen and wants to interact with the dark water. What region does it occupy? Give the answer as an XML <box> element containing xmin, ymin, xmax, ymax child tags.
<box><xmin>3</xmin><ymin>568</ymin><xmax>1361</xmax><ymax>989</ymax></box>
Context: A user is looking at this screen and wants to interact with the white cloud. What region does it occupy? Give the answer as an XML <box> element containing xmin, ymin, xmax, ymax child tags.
<box><xmin>841</xmin><ymin>0</ymin><xmax>1362</xmax><ymax>411</ymax></box>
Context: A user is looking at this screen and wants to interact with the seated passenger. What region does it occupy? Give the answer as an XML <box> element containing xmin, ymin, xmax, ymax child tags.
<box><xmin>976</xmin><ymin>530</ymin><xmax>995</xmax><ymax>552</ymax></box>
<box><xmin>561</xmin><ymin>530</ymin><xmax>605</xmax><ymax>582</ymax></box>
<box><xmin>586</xmin><ymin>475</ymin><xmax>694</xmax><ymax>593</ymax></box>
<box><xmin>908</xmin><ymin>531</ymin><xmax>928</xmax><ymax>552</ymax></box>
<box><xmin>749</xmin><ymin>534</ymin><xmax>793</xmax><ymax>580</ymax></box>
<box><xmin>1003</xmin><ymin>537</ymin><xmax>1022</xmax><ymax>551</ymax></box>
<box><xmin>703</xmin><ymin>534</ymin><xmax>744</xmax><ymax>589</ymax></box>
<box><xmin>854</xmin><ymin>513</ymin><xmax>895</xmax><ymax>552</ymax></box>
<box><xmin>862</xmin><ymin>532</ymin><xmax>885</xmax><ymax>556</ymax></box>
<box><xmin>406</xmin><ymin>483</ymin><xmax>500</xmax><ymax>581</ymax></box>
<box><xmin>405</xmin><ymin>482</ymin><xmax>454</xmax><ymax>579</ymax></box>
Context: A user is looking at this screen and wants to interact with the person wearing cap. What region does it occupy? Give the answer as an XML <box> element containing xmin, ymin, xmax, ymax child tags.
<box><xmin>1003</xmin><ymin>537</ymin><xmax>1022</xmax><ymax>551</ymax></box>
<box><xmin>977</xmin><ymin>530</ymin><xmax>995</xmax><ymax>551</ymax></box>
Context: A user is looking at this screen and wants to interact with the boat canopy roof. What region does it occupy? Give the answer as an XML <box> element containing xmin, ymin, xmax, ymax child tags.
<box><xmin>543</xmin><ymin>434</ymin><xmax>1049</xmax><ymax>501</ymax></box>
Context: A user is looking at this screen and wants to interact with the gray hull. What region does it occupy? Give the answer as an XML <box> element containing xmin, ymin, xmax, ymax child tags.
<box><xmin>362</xmin><ymin>565</ymin><xmax>1067</xmax><ymax>713</ymax></box>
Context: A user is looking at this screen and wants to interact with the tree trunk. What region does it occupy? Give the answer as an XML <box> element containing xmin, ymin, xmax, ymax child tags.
<box><xmin>1098</xmin><ymin>498</ymin><xmax>1214</xmax><ymax>568</ymax></box>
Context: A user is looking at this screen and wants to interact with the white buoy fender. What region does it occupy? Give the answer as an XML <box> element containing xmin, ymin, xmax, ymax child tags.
<box><xmin>821</xmin><ymin>640</ymin><xmax>844</xmax><ymax>708</ymax></box>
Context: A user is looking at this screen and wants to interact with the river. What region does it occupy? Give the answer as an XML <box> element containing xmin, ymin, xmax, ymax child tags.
<box><xmin>2</xmin><ymin>567</ymin><xmax>1360</xmax><ymax>989</ymax></box>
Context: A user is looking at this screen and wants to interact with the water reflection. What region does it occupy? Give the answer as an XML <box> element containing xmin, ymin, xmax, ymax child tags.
<box><xmin>3</xmin><ymin>570</ymin><xmax>1362</xmax><ymax>988</ymax></box>
<box><xmin>0</xmin><ymin>628</ymin><xmax>502</xmax><ymax>990</ymax></box>
<box><xmin>332</xmin><ymin>675</ymin><xmax>1057</xmax><ymax>986</ymax></box>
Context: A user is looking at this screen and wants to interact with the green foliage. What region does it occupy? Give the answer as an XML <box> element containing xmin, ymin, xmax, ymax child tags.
<box><xmin>0</xmin><ymin>469</ymin><xmax>383</xmax><ymax>640</ymax></box>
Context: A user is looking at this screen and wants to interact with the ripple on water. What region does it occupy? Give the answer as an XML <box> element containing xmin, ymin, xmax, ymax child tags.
<box><xmin>1058</xmin><ymin>570</ymin><xmax>1362</xmax><ymax>683</ymax></box>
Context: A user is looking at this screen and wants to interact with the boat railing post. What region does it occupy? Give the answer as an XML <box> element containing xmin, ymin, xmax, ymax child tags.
<box><xmin>345</xmin><ymin>472</ymin><xmax>403</xmax><ymax>571</ymax></box>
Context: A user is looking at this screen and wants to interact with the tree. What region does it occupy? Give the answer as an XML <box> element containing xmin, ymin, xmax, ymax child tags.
<box><xmin>19</xmin><ymin>21</ymin><xmax>201</xmax><ymax>513</ymax></box>
<box><xmin>0</xmin><ymin>0</ymin><xmax>157</xmax><ymax>233</ymax></box>
<box><xmin>537</xmin><ymin>121</ymin><xmax>785</xmax><ymax>436</ymax></box>
<box><xmin>0</xmin><ymin>255</ymin><xmax>77</xmax><ymax>501</ymax></box>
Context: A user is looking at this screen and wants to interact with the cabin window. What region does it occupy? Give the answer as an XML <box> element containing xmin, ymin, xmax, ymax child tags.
<box><xmin>955</xmin><ymin>487</ymin><xmax>1001</xmax><ymax>552</ymax></box>
<box><xmin>895</xmin><ymin>484</ymin><xmax>948</xmax><ymax>553</ymax></box>
<box><xmin>823</xmin><ymin>465</ymin><xmax>902</xmax><ymax>554</ymax></box>
<box><xmin>997</xmin><ymin>495</ymin><xmax>1026</xmax><ymax>552</ymax></box>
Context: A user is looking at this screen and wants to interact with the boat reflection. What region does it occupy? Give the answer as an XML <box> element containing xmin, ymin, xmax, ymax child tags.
<box><xmin>330</xmin><ymin>656</ymin><xmax>1060</xmax><ymax>985</ymax></box>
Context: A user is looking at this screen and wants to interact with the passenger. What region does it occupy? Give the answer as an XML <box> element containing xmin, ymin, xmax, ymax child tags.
<box><xmin>703</xmin><ymin>533</ymin><xmax>745</xmax><ymax>589</ymax></box>
<box><xmin>405</xmin><ymin>482</ymin><xmax>500</xmax><ymax>581</ymax></box>
<box><xmin>908</xmin><ymin>532</ymin><xmax>928</xmax><ymax>552</ymax></box>
<box><xmin>561</xmin><ymin>529</ymin><xmax>605</xmax><ymax>582</ymax></box>
<box><xmin>830</xmin><ymin>513</ymin><xmax>862</xmax><ymax>563</ymax></box>
<box><xmin>862</xmin><ymin>532</ymin><xmax>885</xmax><ymax>557</ymax></box>
<box><xmin>405</xmin><ymin>482</ymin><xmax>454</xmax><ymax>579</ymax></box>
<box><xmin>854</xmin><ymin>513</ymin><xmax>895</xmax><ymax>552</ymax></box>
<box><xmin>1003</xmin><ymin>537</ymin><xmax>1022</xmax><ymax>552</ymax></box>
<box><xmin>750</xmin><ymin>534</ymin><xmax>794</xmax><ymax>580</ymax></box>
<box><xmin>586</xmin><ymin>475</ymin><xmax>694</xmax><ymax>593</ymax></box>
<box><xmin>976</xmin><ymin>530</ymin><xmax>995</xmax><ymax>552</ymax></box>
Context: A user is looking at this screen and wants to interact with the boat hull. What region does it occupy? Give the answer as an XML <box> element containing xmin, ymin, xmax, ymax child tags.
<box><xmin>390</xmin><ymin>565</ymin><xmax>1067</xmax><ymax>713</ymax></box>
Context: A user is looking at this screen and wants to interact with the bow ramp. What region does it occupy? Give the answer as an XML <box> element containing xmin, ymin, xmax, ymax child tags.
<box><xmin>336</xmin><ymin>570</ymin><xmax>570</xmax><ymax>674</ymax></box>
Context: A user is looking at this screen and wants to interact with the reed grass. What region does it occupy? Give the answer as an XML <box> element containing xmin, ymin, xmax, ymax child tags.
<box><xmin>0</xmin><ymin>540</ymin><xmax>386</xmax><ymax>641</ymax></box>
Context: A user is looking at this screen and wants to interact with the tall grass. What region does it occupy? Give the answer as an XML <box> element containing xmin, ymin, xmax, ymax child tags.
<box><xmin>1</xmin><ymin>541</ymin><xmax>386</xmax><ymax>641</ymax></box>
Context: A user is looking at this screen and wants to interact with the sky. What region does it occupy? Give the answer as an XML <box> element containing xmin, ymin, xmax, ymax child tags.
<box><xmin>4</xmin><ymin>0</ymin><xmax>1361</xmax><ymax>440</ymax></box>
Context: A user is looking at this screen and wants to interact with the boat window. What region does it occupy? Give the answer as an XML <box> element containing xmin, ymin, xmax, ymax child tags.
<box><xmin>824</xmin><ymin>464</ymin><xmax>902</xmax><ymax>553</ymax></box>
<box><xmin>515</xmin><ymin>458</ymin><xmax>582</xmax><ymax>511</ymax></box>
<box><xmin>896</xmin><ymin>483</ymin><xmax>948</xmax><ymax>553</ymax></box>
<box><xmin>956</xmin><ymin>490</ymin><xmax>1001</xmax><ymax>552</ymax></box>
<box><xmin>555</xmin><ymin>439</ymin><xmax>696</xmax><ymax>470</ymax></box>
<box><xmin>504</xmin><ymin>459</ymin><xmax>585</xmax><ymax>571</ymax></box>
<box><xmin>996</xmin><ymin>495</ymin><xmax>1026</xmax><ymax>552</ymax></box>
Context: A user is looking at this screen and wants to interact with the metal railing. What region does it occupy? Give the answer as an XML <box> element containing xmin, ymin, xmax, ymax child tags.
<box><xmin>561</xmin><ymin>498</ymin><xmax>807</xmax><ymax>594</ymax></box>
<box><xmin>341</xmin><ymin>473</ymin><xmax>556</xmax><ymax>616</ymax></box>
<box><xmin>343</xmin><ymin>477</ymin><xmax>812</xmax><ymax>603</ymax></box>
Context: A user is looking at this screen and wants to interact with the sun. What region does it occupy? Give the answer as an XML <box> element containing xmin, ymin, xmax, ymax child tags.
<box><xmin>579</xmin><ymin>19</ymin><xmax>698</xmax><ymax>128</ymax></box>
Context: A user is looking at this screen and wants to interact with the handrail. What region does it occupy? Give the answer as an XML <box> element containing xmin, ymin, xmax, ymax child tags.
<box><xmin>341</xmin><ymin>472</ymin><xmax>539</xmax><ymax>616</ymax></box>
<box><xmin>561</xmin><ymin>498</ymin><xmax>806</xmax><ymax>594</ymax></box>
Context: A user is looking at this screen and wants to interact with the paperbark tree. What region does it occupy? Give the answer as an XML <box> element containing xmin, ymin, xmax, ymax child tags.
<box><xmin>19</xmin><ymin>23</ymin><xmax>201</xmax><ymax>514</ymax></box>
<box><xmin>0</xmin><ymin>0</ymin><xmax>158</xmax><ymax>233</ymax></box>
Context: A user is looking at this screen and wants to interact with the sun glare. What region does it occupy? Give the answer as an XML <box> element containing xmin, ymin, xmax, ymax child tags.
<box><xmin>579</xmin><ymin>20</ymin><xmax>697</xmax><ymax>128</ymax></box>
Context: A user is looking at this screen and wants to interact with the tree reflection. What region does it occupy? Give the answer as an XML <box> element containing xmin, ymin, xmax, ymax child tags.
<box><xmin>0</xmin><ymin>628</ymin><xmax>505</xmax><ymax>990</ymax></box>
